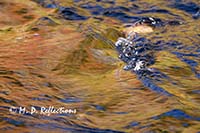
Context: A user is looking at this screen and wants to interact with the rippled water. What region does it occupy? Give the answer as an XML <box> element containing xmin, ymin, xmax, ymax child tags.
<box><xmin>0</xmin><ymin>0</ymin><xmax>200</xmax><ymax>132</ymax></box>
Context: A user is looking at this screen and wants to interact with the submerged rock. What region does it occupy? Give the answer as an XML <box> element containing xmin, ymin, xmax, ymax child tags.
<box><xmin>123</xmin><ymin>25</ymin><xmax>153</xmax><ymax>36</ymax></box>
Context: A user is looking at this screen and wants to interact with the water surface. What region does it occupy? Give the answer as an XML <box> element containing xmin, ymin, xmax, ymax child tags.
<box><xmin>0</xmin><ymin>0</ymin><xmax>200</xmax><ymax>132</ymax></box>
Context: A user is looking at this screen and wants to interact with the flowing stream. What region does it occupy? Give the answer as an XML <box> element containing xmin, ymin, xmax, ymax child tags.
<box><xmin>0</xmin><ymin>0</ymin><xmax>200</xmax><ymax>132</ymax></box>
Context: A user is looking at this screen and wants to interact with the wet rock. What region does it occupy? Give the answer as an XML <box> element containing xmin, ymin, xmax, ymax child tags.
<box><xmin>122</xmin><ymin>17</ymin><xmax>183</xmax><ymax>37</ymax></box>
<box><xmin>123</xmin><ymin>25</ymin><xmax>153</xmax><ymax>36</ymax></box>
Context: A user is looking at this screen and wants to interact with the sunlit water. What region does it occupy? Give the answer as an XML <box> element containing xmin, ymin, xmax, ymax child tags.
<box><xmin>0</xmin><ymin>0</ymin><xmax>200</xmax><ymax>132</ymax></box>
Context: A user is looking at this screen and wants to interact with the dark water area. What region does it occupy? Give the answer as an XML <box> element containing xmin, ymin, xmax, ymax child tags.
<box><xmin>0</xmin><ymin>0</ymin><xmax>200</xmax><ymax>132</ymax></box>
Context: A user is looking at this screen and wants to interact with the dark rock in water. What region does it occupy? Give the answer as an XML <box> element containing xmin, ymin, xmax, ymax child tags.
<box><xmin>59</xmin><ymin>7</ymin><xmax>88</xmax><ymax>20</ymax></box>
